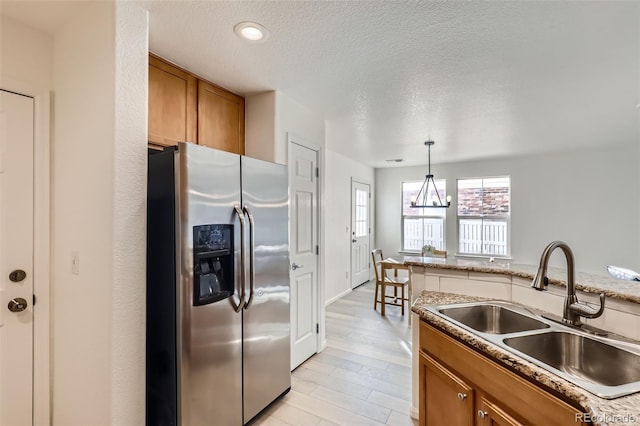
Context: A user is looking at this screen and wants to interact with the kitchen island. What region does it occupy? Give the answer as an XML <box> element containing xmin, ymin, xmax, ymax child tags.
<box><xmin>407</xmin><ymin>258</ymin><xmax>640</xmax><ymax>425</ymax></box>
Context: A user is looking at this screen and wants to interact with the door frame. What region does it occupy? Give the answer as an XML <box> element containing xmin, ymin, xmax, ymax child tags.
<box><xmin>287</xmin><ymin>132</ymin><xmax>326</xmax><ymax>352</ymax></box>
<box><xmin>350</xmin><ymin>178</ymin><xmax>372</xmax><ymax>289</ymax></box>
<box><xmin>1</xmin><ymin>75</ymin><xmax>51</xmax><ymax>425</ymax></box>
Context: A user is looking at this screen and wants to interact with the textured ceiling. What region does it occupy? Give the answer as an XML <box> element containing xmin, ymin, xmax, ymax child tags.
<box><xmin>3</xmin><ymin>1</ymin><xmax>639</xmax><ymax>168</ymax></box>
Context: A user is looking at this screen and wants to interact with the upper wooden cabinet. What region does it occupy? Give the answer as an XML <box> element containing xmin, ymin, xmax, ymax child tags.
<box><xmin>148</xmin><ymin>54</ymin><xmax>197</xmax><ymax>148</ymax></box>
<box><xmin>148</xmin><ymin>54</ymin><xmax>245</xmax><ymax>155</ymax></box>
<box><xmin>197</xmin><ymin>80</ymin><xmax>245</xmax><ymax>155</ymax></box>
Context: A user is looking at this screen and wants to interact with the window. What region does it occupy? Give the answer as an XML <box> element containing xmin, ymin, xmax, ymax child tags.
<box><xmin>354</xmin><ymin>188</ymin><xmax>368</xmax><ymax>237</ymax></box>
<box><xmin>457</xmin><ymin>177</ymin><xmax>510</xmax><ymax>256</ymax></box>
<box><xmin>401</xmin><ymin>180</ymin><xmax>446</xmax><ymax>252</ymax></box>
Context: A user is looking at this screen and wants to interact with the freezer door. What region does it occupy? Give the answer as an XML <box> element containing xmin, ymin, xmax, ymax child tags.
<box><xmin>177</xmin><ymin>143</ymin><xmax>243</xmax><ymax>426</ymax></box>
<box><xmin>241</xmin><ymin>156</ymin><xmax>291</xmax><ymax>423</ymax></box>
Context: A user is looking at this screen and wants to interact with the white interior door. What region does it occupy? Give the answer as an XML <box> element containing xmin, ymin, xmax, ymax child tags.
<box><xmin>0</xmin><ymin>90</ymin><xmax>35</xmax><ymax>425</ymax></box>
<box><xmin>289</xmin><ymin>142</ymin><xmax>318</xmax><ymax>370</ymax></box>
<box><xmin>351</xmin><ymin>181</ymin><xmax>370</xmax><ymax>288</ymax></box>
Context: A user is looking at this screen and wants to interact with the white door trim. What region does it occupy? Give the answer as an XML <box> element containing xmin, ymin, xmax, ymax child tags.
<box><xmin>1</xmin><ymin>75</ymin><xmax>51</xmax><ymax>426</ymax></box>
<box><xmin>286</xmin><ymin>132</ymin><xmax>325</xmax><ymax>352</ymax></box>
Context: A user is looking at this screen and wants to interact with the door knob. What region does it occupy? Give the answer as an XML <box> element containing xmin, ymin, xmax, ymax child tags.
<box><xmin>352</xmin><ymin>239</ymin><xmax>357</xmax><ymax>243</ymax></box>
<box><xmin>291</xmin><ymin>263</ymin><xmax>304</xmax><ymax>271</ymax></box>
<box><xmin>9</xmin><ymin>270</ymin><xmax>26</xmax><ymax>282</ymax></box>
<box><xmin>8</xmin><ymin>298</ymin><xmax>28</xmax><ymax>313</ymax></box>
<box><xmin>457</xmin><ymin>392</ymin><xmax>467</xmax><ymax>400</ymax></box>
<box><xmin>477</xmin><ymin>410</ymin><xmax>488</xmax><ymax>420</ymax></box>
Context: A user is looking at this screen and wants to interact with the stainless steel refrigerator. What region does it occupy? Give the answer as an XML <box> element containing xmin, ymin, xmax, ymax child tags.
<box><xmin>146</xmin><ymin>142</ymin><xmax>291</xmax><ymax>426</ymax></box>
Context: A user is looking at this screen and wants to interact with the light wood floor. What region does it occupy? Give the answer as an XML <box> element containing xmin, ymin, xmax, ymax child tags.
<box><xmin>251</xmin><ymin>281</ymin><xmax>418</xmax><ymax>426</ymax></box>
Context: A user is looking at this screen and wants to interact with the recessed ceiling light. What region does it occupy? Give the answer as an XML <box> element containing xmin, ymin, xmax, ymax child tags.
<box><xmin>234</xmin><ymin>22</ymin><xmax>269</xmax><ymax>42</ymax></box>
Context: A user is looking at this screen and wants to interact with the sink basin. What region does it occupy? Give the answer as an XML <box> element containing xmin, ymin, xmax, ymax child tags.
<box><xmin>504</xmin><ymin>331</ymin><xmax>640</xmax><ymax>397</ymax></box>
<box><xmin>428</xmin><ymin>301</ymin><xmax>640</xmax><ymax>398</ymax></box>
<box><xmin>438</xmin><ymin>304</ymin><xmax>549</xmax><ymax>334</ymax></box>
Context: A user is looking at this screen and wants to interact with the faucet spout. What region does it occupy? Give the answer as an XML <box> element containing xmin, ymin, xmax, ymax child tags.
<box><xmin>531</xmin><ymin>241</ymin><xmax>574</xmax><ymax>292</ymax></box>
<box><xmin>531</xmin><ymin>241</ymin><xmax>605</xmax><ymax>327</ymax></box>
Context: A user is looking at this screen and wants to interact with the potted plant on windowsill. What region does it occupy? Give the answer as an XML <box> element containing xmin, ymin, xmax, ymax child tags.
<box><xmin>422</xmin><ymin>244</ymin><xmax>436</xmax><ymax>256</ymax></box>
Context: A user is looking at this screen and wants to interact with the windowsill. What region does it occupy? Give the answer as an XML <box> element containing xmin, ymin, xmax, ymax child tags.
<box><xmin>454</xmin><ymin>253</ymin><xmax>513</xmax><ymax>261</ymax></box>
<box><xmin>398</xmin><ymin>250</ymin><xmax>513</xmax><ymax>262</ymax></box>
<box><xmin>398</xmin><ymin>250</ymin><xmax>422</xmax><ymax>256</ymax></box>
<box><xmin>398</xmin><ymin>251</ymin><xmax>513</xmax><ymax>263</ymax></box>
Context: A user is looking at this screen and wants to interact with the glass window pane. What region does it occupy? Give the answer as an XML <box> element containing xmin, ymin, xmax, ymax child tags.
<box><xmin>403</xmin><ymin>180</ymin><xmax>446</xmax><ymax>217</ymax></box>
<box><xmin>459</xmin><ymin>218</ymin><xmax>483</xmax><ymax>254</ymax></box>
<box><xmin>457</xmin><ymin>176</ymin><xmax>510</xmax><ymax>256</ymax></box>
<box><xmin>457</xmin><ymin>178</ymin><xmax>483</xmax><ymax>216</ymax></box>
<box><xmin>354</xmin><ymin>189</ymin><xmax>368</xmax><ymax>237</ymax></box>
<box><xmin>483</xmin><ymin>178</ymin><xmax>509</xmax><ymax>217</ymax></box>
<box><xmin>402</xmin><ymin>180</ymin><xmax>447</xmax><ymax>251</ymax></box>
<box><xmin>403</xmin><ymin>217</ymin><xmax>444</xmax><ymax>251</ymax></box>
<box><xmin>458</xmin><ymin>177</ymin><xmax>510</xmax><ymax>217</ymax></box>
<box><xmin>402</xmin><ymin>182</ymin><xmax>423</xmax><ymax>216</ymax></box>
<box><xmin>482</xmin><ymin>219</ymin><xmax>508</xmax><ymax>256</ymax></box>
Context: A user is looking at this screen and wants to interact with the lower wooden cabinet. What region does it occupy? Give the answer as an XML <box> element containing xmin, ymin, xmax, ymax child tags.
<box><xmin>421</xmin><ymin>352</ymin><xmax>474</xmax><ymax>426</ymax></box>
<box><xmin>419</xmin><ymin>321</ymin><xmax>588</xmax><ymax>426</ymax></box>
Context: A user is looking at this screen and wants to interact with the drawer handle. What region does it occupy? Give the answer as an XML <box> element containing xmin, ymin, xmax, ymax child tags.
<box><xmin>457</xmin><ymin>392</ymin><xmax>467</xmax><ymax>401</ymax></box>
<box><xmin>478</xmin><ymin>410</ymin><xmax>487</xmax><ymax>419</ymax></box>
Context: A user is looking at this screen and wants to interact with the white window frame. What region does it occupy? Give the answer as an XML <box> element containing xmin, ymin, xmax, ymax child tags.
<box><xmin>401</xmin><ymin>180</ymin><xmax>446</xmax><ymax>253</ymax></box>
<box><xmin>456</xmin><ymin>176</ymin><xmax>511</xmax><ymax>258</ymax></box>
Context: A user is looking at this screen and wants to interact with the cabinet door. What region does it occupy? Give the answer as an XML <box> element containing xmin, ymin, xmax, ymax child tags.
<box><xmin>476</xmin><ymin>395</ymin><xmax>524</xmax><ymax>426</ymax></box>
<box><xmin>148</xmin><ymin>55</ymin><xmax>197</xmax><ymax>147</ymax></box>
<box><xmin>420</xmin><ymin>352</ymin><xmax>474</xmax><ymax>426</ymax></box>
<box><xmin>197</xmin><ymin>80</ymin><xmax>245</xmax><ymax>155</ymax></box>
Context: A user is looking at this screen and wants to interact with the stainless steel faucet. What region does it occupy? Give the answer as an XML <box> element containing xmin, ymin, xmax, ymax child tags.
<box><xmin>531</xmin><ymin>241</ymin><xmax>605</xmax><ymax>327</ymax></box>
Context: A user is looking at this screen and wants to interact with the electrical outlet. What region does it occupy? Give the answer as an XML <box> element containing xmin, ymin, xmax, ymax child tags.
<box><xmin>71</xmin><ymin>250</ymin><xmax>80</xmax><ymax>275</ymax></box>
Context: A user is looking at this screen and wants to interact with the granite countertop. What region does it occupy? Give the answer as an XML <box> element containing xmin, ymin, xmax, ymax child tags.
<box><xmin>412</xmin><ymin>291</ymin><xmax>640</xmax><ymax>426</ymax></box>
<box><xmin>402</xmin><ymin>256</ymin><xmax>640</xmax><ymax>304</ymax></box>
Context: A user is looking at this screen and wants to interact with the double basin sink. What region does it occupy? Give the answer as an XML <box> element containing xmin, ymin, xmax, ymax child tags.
<box><xmin>427</xmin><ymin>301</ymin><xmax>640</xmax><ymax>399</ymax></box>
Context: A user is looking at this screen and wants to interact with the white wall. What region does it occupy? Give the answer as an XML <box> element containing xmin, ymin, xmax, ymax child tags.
<box><xmin>376</xmin><ymin>142</ymin><xmax>640</xmax><ymax>275</ymax></box>
<box><xmin>245</xmin><ymin>91</ymin><xmax>277</xmax><ymax>162</ymax></box>
<box><xmin>52</xmin><ymin>3</ymin><xmax>147</xmax><ymax>424</ymax></box>
<box><xmin>0</xmin><ymin>16</ymin><xmax>53</xmax><ymax>89</ymax></box>
<box><xmin>112</xmin><ymin>3</ymin><xmax>148</xmax><ymax>424</ymax></box>
<box><xmin>323</xmin><ymin>149</ymin><xmax>375</xmax><ymax>304</ymax></box>
<box><xmin>276</xmin><ymin>92</ymin><xmax>325</xmax><ymax>165</ymax></box>
<box><xmin>0</xmin><ymin>15</ymin><xmax>53</xmax><ymax>426</ymax></box>
<box><xmin>246</xmin><ymin>90</ymin><xmax>326</xmax><ymax>165</ymax></box>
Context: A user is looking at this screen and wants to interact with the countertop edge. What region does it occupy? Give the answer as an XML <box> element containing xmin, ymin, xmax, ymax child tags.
<box><xmin>404</xmin><ymin>258</ymin><xmax>640</xmax><ymax>305</ymax></box>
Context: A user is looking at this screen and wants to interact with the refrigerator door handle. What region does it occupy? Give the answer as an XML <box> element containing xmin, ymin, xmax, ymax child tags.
<box><xmin>232</xmin><ymin>204</ymin><xmax>246</xmax><ymax>313</ymax></box>
<box><xmin>243</xmin><ymin>205</ymin><xmax>256</xmax><ymax>309</ymax></box>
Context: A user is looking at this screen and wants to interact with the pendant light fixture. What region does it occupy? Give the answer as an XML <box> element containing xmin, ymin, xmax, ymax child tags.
<box><xmin>411</xmin><ymin>140</ymin><xmax>451</xmax><ymax>208</ymax></box>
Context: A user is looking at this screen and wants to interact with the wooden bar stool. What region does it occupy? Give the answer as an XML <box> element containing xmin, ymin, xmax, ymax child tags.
<box><xmin>372</xmin><ymin>249</ymin><xmax>410</xmax><ymax>317</ymax></box>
